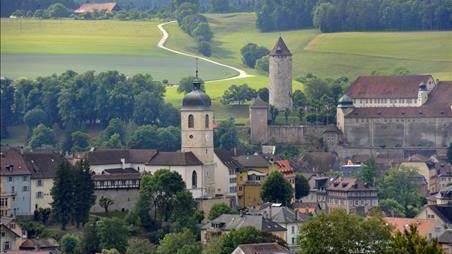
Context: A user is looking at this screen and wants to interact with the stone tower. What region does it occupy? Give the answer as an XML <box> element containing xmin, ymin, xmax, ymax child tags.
<box><xmin>269</xmin><ymin>37</ymin><xmax>293</xmax><ymax>110</ymax></box>
<box><xmin>249</xmin><ymin>96</ymin><xmax>269</xmax><ymax>144</ymax></box>
<box><xmin>181</xmin><ymin>74</ymin><xmax>215</xmax><ymax>196</ymax></box>
<box><xmin>336</xmin><ymin>94</ymin><xmax>354</xmax><ymax>134</ymax></box>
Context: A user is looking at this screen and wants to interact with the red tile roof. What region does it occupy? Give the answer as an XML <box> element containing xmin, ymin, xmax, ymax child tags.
<box><xmin>74</xmin><ymin>2</ymin><xmax>118</xmax><ymax>13</ymax></box>
<box><xmin>346</xmin><ymin>81</ymin><xmax>452</xmax><ymax>118</ymax></box>
<box><xmin>384</xmin><ymin>217</ymin><xmax>438</xmax><ymax>238</ymax></box>
<box><xmin>274</xmin><ymin>160</ymin><xmax>294</xmax><ymax>175</ymax></box>
<box><xmin>346</xmin><ymin>75</ymin><xmax>432</xmax><ymax>99</ymax></box>
<box><xmin>0</xmin><ymin>148</ymin><xmax>31</xmax><ymax>176</ymax></box>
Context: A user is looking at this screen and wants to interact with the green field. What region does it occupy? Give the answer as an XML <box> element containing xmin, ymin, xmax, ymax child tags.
<box><xmin>167</xmin><ymin>13</ymin><xmax>452</xmax><ymax>81</ymax></box>
<box><xmin>0</xmin><ymin>18</ymin><xmax>235</xmax><ymax>82</ymax></box>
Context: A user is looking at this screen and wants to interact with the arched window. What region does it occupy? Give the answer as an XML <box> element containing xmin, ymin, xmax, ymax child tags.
<box><xmin>205</xmin><ymin>114</ymin><xmax>209</xmax><ymax>128</ymax></box>
<box><xmin>188</xmin><ymin>114</ymin><xmax>194</xmax><ymax>128</ymax></box>
<box><xmin>192</xmin><ymin>171</ymin><xmax>197</xmax><ymax>188</ymax></box>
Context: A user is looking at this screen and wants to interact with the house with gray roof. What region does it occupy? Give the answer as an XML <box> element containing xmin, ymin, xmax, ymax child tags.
<box><xmin>201</xmin><ymin>214</ymin><xmax>286</xmax><ymax>244</ymax></box>
<box><xmin>232</xmin><ymin>243</ymin><xmax>290</xmax><ymax>254</ymax></box>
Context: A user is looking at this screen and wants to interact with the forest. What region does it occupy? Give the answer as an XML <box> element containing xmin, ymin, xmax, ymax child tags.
<box><xmin>256</xmin><ymin>0</ymin><xmax>452</xmax><ymax>32</ymax></box>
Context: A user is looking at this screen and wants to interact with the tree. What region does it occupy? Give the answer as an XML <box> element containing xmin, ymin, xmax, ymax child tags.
<box><xmin>292</xmin><ymin>90</ymin><xmax>307</xmax><ymax>109</ymax></box>
<box><xmin>0</xmin><ymin>77</ymin><xmax>15</xmax><ymax>138</ymax></box>
<box><xmin>103</xmin><ymin>133</ymin><xmax>123</xmax><ymax>149</ymax></box>
<box><xmin>203</xmin><ymin>226</ymin><xmax>285</xmax><ymax>254</ymax></box>
<box><xmin>126</xmin><ymin>238</ymin><xmax>156</xmax><ymax>254</ymax></box>
<box><xmin>295</xmin><ymin>174</ymin><xmax>310</xmax><ymax>200</ymax></box>
<box><xmin>255</xmin><ymin>56</ymin><xmax>269</xmax><ymax>73</ymax></box>
<box><xmin>71</xmin><ymin>131</ymin><xmax>90</xmax><ymax>152</ymax></box>
<box><xmin>157</xmin><ymin>229</ymin><xmax>202</xmax><ymax>254</ymax></box>
<box><xmin>221</xmin><ymin>84</ymin><xmax>257</xmax><ymax>105</ymax></box>
<box><xmin>198</xmin><ymin>40</ymin><xmax>212</xmax><ymax>56</ymax></box>
<box><xmin>24</xmin><ymin>108</ymin><xmax>48</xmax><ymax>130</ymax></box>
<box><xmin>177</xmin><ymin>76</ymin><xmax>205</xmax><ymax>94</ymax></box>
<box><xmin>97</xmin><ymin>217</ymin><xmax>129</xmax><ymax>253</ymax></box>
<box><xmin>99</xmin><ymin>196</ymin><xmax>114</xmax><ymax>214</ymax></box>
<box><xmin>240</xmin><ymin>43</ymin><xmax>269</xmax><ymax>68</ymax></box>
<box><xmin>391</xmin><ymin>224</ymin><xmax>443</xmax><ymax>254</ymax></box>
<box><xmin>448</xmin><ymin>143</ymin><xmax>452</xmax><ymax>163</ymax></box>
<box><xmin>298</xmin><ymin>209</ymin><xmax>393</xmax><ymax>254</ymax></box>
<box><xmin>360</xmin><ymin>158</ymin><xmax>377</xmax><ymax>186</ymax></box>
<box><xmin>81</xmin><ymin>218</ymin><xmax>100</xmax><ymax>254</ymax></box>
<box><xmin>261</xmin><ymin>171</ymin><xmax>293</xmax><ymax>206</ymax></box>
<box><xmin>377</xmin><ymin>167</ymin><xmax>425</xmax><ymax>217</ymax></box>
<box><xmin>28</xmin><ymin>124</ymin><xmax>55</xmax><ymax>149</ymax></box>
<box><xmin>214</xmin><ymin>118</ymin><xmax>239</xmax><ymax>150</ymax></box>
<box><xmin>51</xmin><ymin>161</ymin><xmax>75</xmax><ymax>230</ymax></box>
<box><xmin>128</xmin><ymin>125</ymin><xmax>159</xmax><ymax>149</ymax></box>
<box><xmin>193</xmin><ymin>22</ymin><xmax>213</xmax><ymax>41</ymax></box>
<box><xmin>208</xmin><ymin>203</ymin><xmax>234</xmax><ymax>220</ymax></box>
<box><xmin>47</xmin><ymin>3</ymin><xmax>71</xmax><ymax>18</ymax></box>
<box><xmin>133</xmin><ymin>91</ymin><xmax>163</xmax><ymax>126</ymax></box>
<box><xmin>103</xmin><ymin>118</ymin><xmax>126</xmax><ymax>141</ymax></box>
<box><xmin>257</xmin><ymin>88</ymin><xmax>269</xmax><ymax>102</ymax></box>
<box><xmin>73</xmin><ymin>160</ymin><xmax>95</xmax><ymax>228</ymax></box>
<box><xmin>60</xmin><ymin>234</ymin><xmax>81</xmax><ymax>254</ymax></box>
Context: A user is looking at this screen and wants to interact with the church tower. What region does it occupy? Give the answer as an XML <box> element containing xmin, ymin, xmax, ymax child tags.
<box><xmin>269</xmin><ymin>37</ymin><xmax>293</xmax><ymax>110</ymax></box>
<box><xmin>181</xmin><ymin>72</ymin><xmax>215</xmax><ymax>196</ymax></box>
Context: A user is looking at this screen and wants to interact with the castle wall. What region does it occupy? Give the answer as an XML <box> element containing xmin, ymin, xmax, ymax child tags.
<box><xmin>269</xmin><ymin>55</ymin><xmax>292</xmax><ymax>110</ymax></box>
<box><xmin>250</xmin><ymin>108</ymin><xmax>268</xmax><ymax>144</ymax></box>
<box><xmin>265</xmin><ymin>125</ymin><xmax>332</xmax><ymax>144</ymax></box>
<box><xmin>343</xmin><ymin>117</ymin><xmax>452</xmax><ymax>149</ymax></box>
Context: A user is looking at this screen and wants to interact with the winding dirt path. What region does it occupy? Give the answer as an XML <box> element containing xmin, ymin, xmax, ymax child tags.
<box><xmin>157</xmin><ymin>21</ymin><xmax>253</xmax><ymax>82</ymax></box>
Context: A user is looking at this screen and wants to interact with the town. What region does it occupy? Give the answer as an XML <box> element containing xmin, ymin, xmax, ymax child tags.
<box><xmin>1</xmin><ymin>0</ymin><xmax>452</xmax><ymax>254</ymax></box>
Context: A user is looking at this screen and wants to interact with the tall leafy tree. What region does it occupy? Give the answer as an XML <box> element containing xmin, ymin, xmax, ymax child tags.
<box><xmin>391</xmin><ymin>224</ymin><xmax>443</xmax><ymax>254</ymax></box>
<box><xmin>221</xmin><ymin>84</ymin><xmax>257</xmax><ymax>105</ymax></box>
<box><xmin>1</xmin><ymin>77</ymin><xmax>15</xmax><ymax>138</ymax></box>
<box><xmin>97</xmin><ymin>217</ymin><xmax>129</xmax><ymax>253</ymax></box>
<box><xmin>28</xmin><ymin>124</ymin><xmax>55</xmax><ymax>149</ymax></box>
<box><xmin>51</xmin><ymin>161</ymin><xmax>75</xmax><ymax>230</ymax></box>
<box><xmin>71</xmin><ymin>131</ymin><xmax>91</xmax><ymax>152</ymax></box>
<box><xmin>261</xmin><ymin>171</ymin><xmax>293</xmax><ymax>206</ymax></box>
<box><xmin>298</xmin><ymin>209</ymin><xmax>393</xmax><ymax>254</ymax></box>
<box><xmin>360</xmin><ymin>157</ymin><xmax>377</xmax><ymax>186</ymax></box>
<box><xmin>81</xmin><ymin>218</ymin><xmax>100</xmax><ymax>254</ymax></box>
<box><xmin>157</xmin><ymin>229</ymin><xmax>202</xmax><ymax>254</ymax></box>
<box><xmin>214</xmin><ymin>118</ymin><xmax>239</xmax><ymax>150</ymax></box>
<box><xmin>377</xmin><ymin>166</ymin><xmax>425</xmax><ymax>217</ymax></box>
<box><xmin>60</xmin><ymin>233</ymin><xmax>81</xmax><ymax>254</ymax></box>
<box><xmin>73</xmin><ymin>160</ymin><xmax>95</xmax><ymax>228</ymax></box>
<box><xmin>208</xmin><ymin>203</ymin><xmax>235</xmax><ymax>220</ymax></box>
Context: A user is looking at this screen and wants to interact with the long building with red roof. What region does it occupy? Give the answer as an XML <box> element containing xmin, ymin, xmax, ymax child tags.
<box><xmin>336</xmin><ymin>75</ymin><xmax>452</xmax><ymax>153</ymax></box>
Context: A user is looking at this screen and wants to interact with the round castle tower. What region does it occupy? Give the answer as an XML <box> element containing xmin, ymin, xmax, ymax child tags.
<box><xmin>269</xmin><ymin>37</ymin><xmax>293</xmax><ymax>110</ymax></box>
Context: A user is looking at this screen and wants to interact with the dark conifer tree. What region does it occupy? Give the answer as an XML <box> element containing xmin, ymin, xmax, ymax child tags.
<box><xmin>73</xmin><ymin>160</ymin><xmax>96</xmax><ymax>228</ymax></box>
<box><xmin>51</xmin><ymin>161</ymin><xmax>75</xmax><ymax>230</ymax></box>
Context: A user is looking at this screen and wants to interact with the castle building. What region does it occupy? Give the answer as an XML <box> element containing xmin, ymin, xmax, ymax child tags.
<box><xmin>269</xmin><ymin>37</ymin><xmax>293</xmax><ymax>110</ymax></box>
<box><xmin>337</xmin><ymin>75</ymin><xmax>452</xmax><ymax>155</ymax></box>
<box><xmin>180</xmin><ymin>75</ymin><xmax>216</xmax><ymax>196</ymax></box>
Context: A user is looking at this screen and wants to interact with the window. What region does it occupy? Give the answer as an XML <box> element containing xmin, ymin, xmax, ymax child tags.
<box><xmin>291</xmin><ymin>226</ymin><xmax>295</xmax><ymax>234</ymax></box>
<box><xmin>192</xmin><ymin>171</ymin><xmax>197</xmax><ymax>188</ymax></box>
<box><xmin>36</xmin><ymin>192</ymin><xmax>43</xmax><ymax>199</ymax></box>
<box><xmin>188</xmin><ymin>114</ymin><xmax>194</xmax><ymax>128</ymax></box>
<box><xmin>291</xmin><ymin>238</ymin><xmax>295</xmax><ymax>245</ymax></box>
<box><xmin>37</xmin><ymin>180</ymin><xmax>42</xmax><ymax>187</ymax></box>
<box><xmin>5</xmin><ymin>241</ymin><xmax>10</xmax><ymax>250</ymax></box>
<box><xmin>23</xmin><ymin>186</ymin><xmax>28</xmax><ymax>192</ymax></box>
<box><xmin>8</xmin><ymin>177</ymin><xmax>12</xmax><ymax>182</ymax></box>
<box><xmin>23</xmin><ymin>176</ymin><xmax>27</xmax><ymax>181</ymax></box>
<box><xmin>205</xmin><ymin>114</ymin><xmax>209</xmax><ymax>128</ymax></box>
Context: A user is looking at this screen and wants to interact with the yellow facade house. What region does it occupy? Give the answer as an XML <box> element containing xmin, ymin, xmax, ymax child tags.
<box><xmin>234</xmin><ymin>155</ymin><xmax>270</xmax><ymax>208</ymax></box>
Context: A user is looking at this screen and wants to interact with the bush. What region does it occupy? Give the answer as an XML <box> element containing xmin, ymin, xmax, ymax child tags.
<box><xmin>255</xmin><ymin>56</ymin><xmax>269</xmax><ymax>73</ymax></box>
<box><xmin>198</xmin><ymin>40</ymin><xmax>212</xmax><ymax>56</ymax></box>
<box><xmin>47</xmin><ymin>3</ymin><xmax>71</xmax><ymax>18</ymax></box>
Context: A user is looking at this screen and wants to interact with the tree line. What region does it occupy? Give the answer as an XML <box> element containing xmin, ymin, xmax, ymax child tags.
<box><xmin>175</xmin><ymin>0</ymin><xmax>214</xmax><ymax>56</ymax></box>
<box><xmin>1</xmin><ymin>71</ymin><xmax>180</xmax><ymax>151</ymax></box>
<box><xmin>256</xmin><ymin>0</ymin><xmax>452</xmax><ymax>32</ymax></box>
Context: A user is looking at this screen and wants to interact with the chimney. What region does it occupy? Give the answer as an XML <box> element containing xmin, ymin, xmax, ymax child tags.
<box><xmin>20</xmin><ymin>146</ymin><xmax>24</xmax><ymax>154</ymax></box>
<box><xmin>120</xmin><ymin>158</ymin><xmax>126</xmax><ymax>169</ymax></box>
<box><xmin>233</xmin><ymin>147</ymin><xmax>237</xmax><ymax>156</ymax></box>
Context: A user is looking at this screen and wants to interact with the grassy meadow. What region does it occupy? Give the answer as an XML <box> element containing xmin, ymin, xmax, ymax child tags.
<box><xmin>167</xmin><ymin>13</ymin><xmax>452</xmax><ymax>81</ymax></box>
<box><xmin>0</xmin><ymin>18</ymin><xmax>236</xmax><ymax>82</ymax></box>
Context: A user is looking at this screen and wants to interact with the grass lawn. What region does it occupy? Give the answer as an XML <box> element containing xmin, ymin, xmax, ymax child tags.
<box><xmin>167</xmin><ymin>13</ymin><xmax>452</xmax><ymax>80</ymax></box>
<box><xmin>0</xmin><ymin>18</ymin><xmax>234</xmax><ymax>82</ymax></box>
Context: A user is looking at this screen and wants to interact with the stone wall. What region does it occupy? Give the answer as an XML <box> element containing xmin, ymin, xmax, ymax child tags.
<box><xmin>344</xmin><ymin>117</ymin><xmax>452</xmax><ymax>149</ymax></box>
<box><xmin>91</xmin><ymin>189</ymin><xmax>139</xmax><ymax>213</ymax></box>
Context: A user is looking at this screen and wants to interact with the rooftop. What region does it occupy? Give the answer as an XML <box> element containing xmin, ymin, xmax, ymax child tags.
<box><xmin>269</xmin><ymin>37</ymin><xmax>292</xmax><ymax>56</ymax></box>
<box><xmin>233</xmin><ymin>155</ymin><xmax>269</xmax><ymax>169</ymax></box>
<box><xmin>234</xmin><ymin>243</ymin><xmax>289</xmax><ymax>254</ymax></box>
<box><xmin>0</xmin><ymin>148</ymin><xmax>31</xmax><ymax>176</ymax></box>
<box><xmin>384</xmin><ymin>217</ymin><xmax>438</xmax><ymax>238</ymax></box>
<box><xmin>148</xmin><ymin>151</ymin><xmax>203</xmax><ymax>166</ymax></box>
<box><xmin>23</xmin><ymin>151</ymin><xmax>64</xmax><ymax>179</ymax></box>
<box><xmin>74</xmin><ymin>2</ymin><xmax>118</xmax><ymax>13</ymax></box>
<box><xmin>346</xmin><ymin>75</ymin><xmax>433</xmax><ymax>99</ymax></box>
<box><xmin>345</xmin><ymin>81</ymin><xmax>452</xmax><ymax>118</ymax></box>
<box><xmin>86</xmin><ymin>149</ymin><xmax>157</xmax><ymax>165</ymax></box>
<box><xmin>203</xmin><ymin>214</ymin><xmax>286</xmax><ymax>232</ymax></box>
